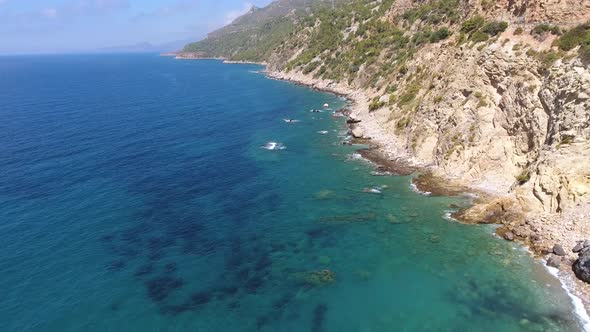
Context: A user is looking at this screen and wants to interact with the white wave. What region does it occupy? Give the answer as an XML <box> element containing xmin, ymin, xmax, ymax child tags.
<box><xmin>362</xmin><ymin>188</ymin><xmax>382</xmax><ymax>194</ymax></box>
<box><xmin>283</xmin><ymin>119</ymin><xmax>300</xmax><ymax>123</ymax></box>
<box><xmin>348</xmin><ymin>153</ymin><xmax>363</xmax><ymax>160</ymax></box>
<box><xmin>442</xmin><ymin>210</ymin><xmax>461</xmax><ymax>222</ymax></box>
<box><xmin>544</xmin><ymin>264</ymin><xmax>590</xmax><ymax>331</ymax></box>
<box><xmin>317</xmin><ymin>130</ymin><xmax>329</xmax><ymax>135</ymax></box>
<box><xmin>262</xmin><ymin>142</ymin><xmax>286</xmax><ymax>150</ymax></box>
<box><xmin>410</xmin><ymin>183</ymin><xmax>431</xmax><ymax>196</ymax></box>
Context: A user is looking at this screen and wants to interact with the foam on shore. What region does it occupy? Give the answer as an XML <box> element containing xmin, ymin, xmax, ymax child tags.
<box><xmin>544</xmin><ymin>264</ymin><xmax>590</xmax><ymax>331</ymax></box>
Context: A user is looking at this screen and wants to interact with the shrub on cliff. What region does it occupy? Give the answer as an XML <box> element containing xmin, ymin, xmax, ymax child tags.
<box><xmin>482</xmin><ymin>21</ymin><xmax>508</xmax><ymax>36</ymax></box>
<box><xmin>553</xmin><ymin>22</ymin><xmax>590</xmax><ymax>62</ymax></box>
<box><xmin>461</xmin><ymin>16</ymin><xmax>485</xmax><ymax>33</ymax></box>
<box><xmin>516</xmin><ymin>171</ymin><xmax>531</xmax><ymax>185</ymax></box>
<box><xmin>532</xmin><ymin>24</ymin><xmax>561</xmax><ymax>36</ymax></box>
<box><xmin>429</xmin><ymin>27</ymin><xmax>451</xmax><ymax>43</ymax></box>
<box><xmin>368</xmin><ymin>100</ymin><xmax>386</xmax><ymax>112</ymax></box>
<box><xmin>470</xmin><ymin>31</ymin><xmax>489</xmax><ymax>43</ymax></box>
<box><xmin>402</xmin><ymin>0</ymin><xmax>460</xmax><ymax>25</ymax></box>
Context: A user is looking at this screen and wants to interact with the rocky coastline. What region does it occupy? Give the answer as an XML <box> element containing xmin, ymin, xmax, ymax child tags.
<box><xmin>265</xmin><ymin>68</ymin><xmax>590</xmax><ymax>317</ymax></box>
<box><xmin>164</xmin><ymin>53</ymin><xmax>590</xmax><ymax>322</ymax></box>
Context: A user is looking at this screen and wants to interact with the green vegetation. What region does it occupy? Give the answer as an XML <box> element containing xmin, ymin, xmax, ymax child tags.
<box><xmin>183</xmin><ymin>0</ymin><xmax>588</xmax><ymax>97</ymax></box>
<box><xmin>401</xmin><ymin>0</ymin><xmax>460</xmax><ymax>25</ymax></box>
<box><xmin>461</xmin><ymin>16</ymin><xmax>507</xmax><ymax>43</ymax></box>
<box><xmin>554</xmin><ymin>22</ymin><xmax>590</xmax><ymax>62</ymax></box>
<box><xmin>184</xmin><ymin>17</ymin><xmax>295</xmax><ymax>61</ymax></box>
<box><xmin>516</xmin><ymin>170</ymin><xmax>531</xmax><ymax>185</ymax></box>
<box><xmin>561</xmin><ymin>135</ymin><xmax>574</xmax><ymax>145</ymax></box>
<box><xmin>482</xmin><ymin>21</ymin><xmax>508</xmax><ymax>36</ymax></box>
<box><xmin>531</xmin><ymin>24</ymin><xmax>561</xmax><ymax>36</ymax></box>
<box><xmin>461</xmin><ymin>16</ymin><xmax>485</xmax><ymax>34</ymax></box>
<box><xmin>397</xmin><ymin>82</ymin><xmax>421</xmax><ymax>106</ymax></box>
<box><xmin>537</xmin><ymin>51</ymin><xmax>560</xmax><ymax>70</ymax></box>
<box><xmin>368</xmin><ymin>99</ymin><xmax>386</xmax><ymax>112</ymax></box>
<box><xmin>429</xmin><ymin>27</ymin><xmax>452</xmax><ymax>43</ymax></box>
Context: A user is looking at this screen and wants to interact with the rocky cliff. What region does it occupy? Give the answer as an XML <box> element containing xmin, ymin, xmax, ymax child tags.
<box><xmin>185</xmin><ymin>0</ymin><xmax>590</xmax><ymax>265</ymax></box>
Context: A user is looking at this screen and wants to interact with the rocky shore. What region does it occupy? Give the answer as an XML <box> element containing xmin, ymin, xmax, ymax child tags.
<box><xmin>265</xmin><ymin>68</ymin><xmax>590</xmax><ymax>317</ymax></box>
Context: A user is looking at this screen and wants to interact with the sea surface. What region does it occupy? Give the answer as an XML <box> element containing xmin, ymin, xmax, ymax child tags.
<box><xmin>0</xmin><ymin>54</ymin><xmax>585</xmax><ymax>331</ymax></box>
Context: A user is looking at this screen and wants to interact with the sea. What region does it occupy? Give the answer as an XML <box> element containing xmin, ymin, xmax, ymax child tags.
<box><xmin>0</xmin><ymin>54</ymin><xmax>586</xmax><ymax>331</ymax></box>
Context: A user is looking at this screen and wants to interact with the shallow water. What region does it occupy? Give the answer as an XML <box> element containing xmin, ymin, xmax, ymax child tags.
<box><xmin>0</xmin><ymin>54</ymin><xmax>582</xmax><ymax>331</ymax></box>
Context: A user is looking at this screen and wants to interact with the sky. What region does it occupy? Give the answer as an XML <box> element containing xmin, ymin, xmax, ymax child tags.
<box><xmin>0</xmin><ymin>0</ymin><xmax>273</xmax><ymax>54</ymax></box>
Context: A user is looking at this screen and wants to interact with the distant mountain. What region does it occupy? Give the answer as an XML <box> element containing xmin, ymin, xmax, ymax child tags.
<box><xmin>98</xmin><ymin>39</ymin><xmax>198</xmax><ymax>54</ymax></box>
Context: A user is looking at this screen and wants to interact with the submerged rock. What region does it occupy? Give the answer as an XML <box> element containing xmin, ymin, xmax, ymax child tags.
<box><xmin>294</xmin><ymin>269</ymin><xmax>336</xmax><ymax>286</ymax></box>
<box><xmin>316</xmin><ymin>213</ymin><xmax>376</xmax><ymax>224</ymax></box>
<box><xmin>547</xmin><ymin>255</ymin><xmax>561</xmax><ymax>268</ymax></box>
<box><xmin>314</xmin><ymin>190</ymin><xmax>335</xmax><ymax>200</ymax></box>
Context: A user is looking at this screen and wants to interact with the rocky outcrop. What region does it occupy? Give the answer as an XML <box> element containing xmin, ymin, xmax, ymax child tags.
<box><xmin>263</xmin><ymin>0</ymin><xmax>590</xmax><ymax>286</ymax></box>
<box><xmin>574</xmin><ymin>241</ymin><xmax>590</xmax><ymax>283</ymax></box>
<box><xmin>494</xmin><ymin>0</ymin><xmax>590</xmax><ymax>25</ymax></box>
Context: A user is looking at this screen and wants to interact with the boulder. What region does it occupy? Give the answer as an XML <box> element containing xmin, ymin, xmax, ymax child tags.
<box><xmin>502</xmin><ymin>231</ymin><xmax>515</xmax><ymax>241</ymax></box>
<box><xmin>553</xmin><ymin>244</ymin><xmax>566</xmax><ymax>256</ymax></box>
<box><xmin>547</xmin><ymin>255</ymin><xmax>561</xmax><ymax>268</ymax></box>
<box><xmin>573</xmin><ymin>242</ymin><xmax>585</xmax><ymax>253</ymax></box>
<box><xmin>351</xmin><ymin>127</ymin><xmax>364</xmax><ymax>138</ymax></box>
<box><xmin>584</xmin><ymin>240</ymin><xmax>590</xmax><ymax>247</ymax></box>
<box><xmin>573</xmin><ymin>251</ymin><xmax>590</xmax><ymax>283</ymax></box>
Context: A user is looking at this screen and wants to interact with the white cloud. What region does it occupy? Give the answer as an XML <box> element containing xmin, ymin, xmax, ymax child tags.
<box><xmin>41</xmin><ymin>8</ymin><xmax>58</xmax><ymax>19</ymax></box>
<box><xmin>225</xmin><ymin>2</ymin><xmax>253</xmax><ymax>24</ymax></box>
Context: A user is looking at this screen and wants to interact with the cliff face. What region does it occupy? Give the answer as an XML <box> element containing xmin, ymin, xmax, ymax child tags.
<box><xmin>185</xmin><ymin>0</ymin><xmax>590</xmax><ymax>227</ymax></box>
<box><xmin>262</xmin><ymin>0</ymin><xmax>590</xmax><ymax>221</ymax></box>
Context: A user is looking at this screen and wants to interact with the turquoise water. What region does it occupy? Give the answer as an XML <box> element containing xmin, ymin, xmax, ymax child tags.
<box><xmin>0</xmin><ymin>54</ymin><xmax>582</xmax><ymax>331</ymax></box>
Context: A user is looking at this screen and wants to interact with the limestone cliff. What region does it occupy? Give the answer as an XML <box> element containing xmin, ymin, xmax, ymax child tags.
<box><xmin>185</xmin><ymin>0</ymin><xmax>590</xmax><ymax>248</ymax></box>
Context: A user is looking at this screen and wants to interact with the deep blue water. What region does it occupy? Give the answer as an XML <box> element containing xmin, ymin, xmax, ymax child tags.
<box><xmin>0</xmin><ymin>54</ymin><xmax>583</xmax><ymax>331</ymax></box>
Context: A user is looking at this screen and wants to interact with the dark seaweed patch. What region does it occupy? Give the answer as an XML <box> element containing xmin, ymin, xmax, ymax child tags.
<box><xmin>100</xmin><ymin>235</ymin><xmax>114</xmax><ymax>242</ymax></box>
<box><xmin>256</xmin><ymin>315</ymin><xmax>270</xmax><ymax>330</ymax></box>
<box><xmin>225</xmin><ymin>253</ymin><xmax>244</xmax><ymax>270</ymax></box>
<box><xmin>218</xmin><ymin>285</ymin><xmax>239</xmax><ymax>297</ymax></box>
<box><xmin>236</xmin><ymin>267</ymin><xmax>251</xmax><ymax>280</ymax></box>
<box><xmin>146</xmin><ymin>276</ymin><xmax>184</xmax><ymax>302</ymax></box>
<box><xmin>134</xmin><ymin>263</ymin><xmax>154</xmax><ymax>278</ymax></box>
<box><xmin>228</xmin><ymin>301</ymin><xmax>240</xmax><ymax>310</ymax></box>
<box><xmin>312</xmin><ymin>304</ymin><xmax>328</xmax><ymax>332</ymax></box>
<box><xmin>254</xmin><ymin>254</ymin><xmax>272</xmax><ymax>272</ymax></box>
<box><xmin>107</xmin><ymin>260</ymin><xmax>127</xmax><ymax>272</ymax></box>
<box><xmin>164</xmin><ymin>262</ymin><xmax>177</xmax><ymax>273</ymax></box>
<box><xmin>446</xmin><ymin>281</ymin><xmax>575</xmax><ymax>329</ymax></box>
<box><xmin>306</xmin><ymin>227</ymin><xmax>330</xmax><ymax>238</ymax></box>
<box><xmin>147</xmin><ymin>237</ymin><xmax>175</xmax><ymax>251</ymax></box>
<box><xmin>159</xmin><ymin>304</ymin><xmax>189</xmax><ymax>316</ymax></box>
<box><xmin>244</xmin><ymin>276</ymin><xmax>265</xmax><ymax>293</ymax></box>
<box><xmin>272</xmin><ymin>293</ymin><xmax>293</xmax><ymax>310</ymax></box>
<box><xmin>148</xmin><ymin>251</ymin><xmax>164</xmax><ymax>262</ymax></box>
<box><xmin>189</xmin><ymin>291</ymin><xmax>212</xmax><ymax>306</ymax></box>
